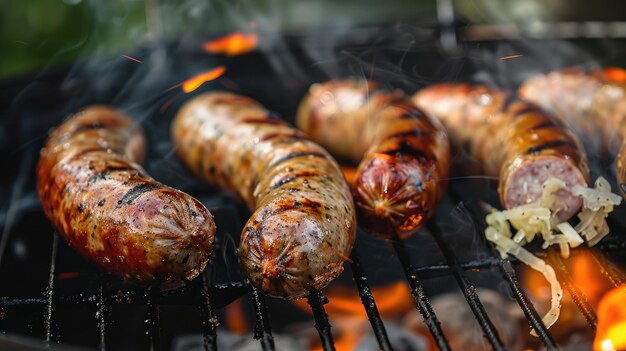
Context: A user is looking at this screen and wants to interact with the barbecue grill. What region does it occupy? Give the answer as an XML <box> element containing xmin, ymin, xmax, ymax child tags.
<box><xmin>2</xmin><ymin>1</ymin><xmax>626</xmax><ymax>350</ymax></box>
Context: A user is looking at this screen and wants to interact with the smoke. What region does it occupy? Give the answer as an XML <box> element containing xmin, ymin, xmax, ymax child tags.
<box><xmin>454</xmin><ymin>2</ymin><xmax>626</xmax><ymax>105</ymax></box>
<box><xmin>1</xmin><ymin>2</ymin><xmax>624</xmax><ymax>349</ymax></box>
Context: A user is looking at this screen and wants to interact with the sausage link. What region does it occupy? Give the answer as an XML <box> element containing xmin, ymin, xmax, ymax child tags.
<box><xmin>171</xmin><ymin>93</ymin><xmax>356</xmax><ymax>299</ymax></box>
<box><xmin>37</xmin><ymin>106</ymin><xmax>216</xmax><ymax>286</ymax></box>
<box><xmin>519</xmin><ymin>67</ymin><xmax>626</xmax><ymax>194</ymax></box>
<box><xmin>297</xmin><ymin>80</ymin><xmax>450</xmax><ymax>238</ymax></box>
<box><xmin>413</xmin><ymin>84</ymin><xmax>590</xmax><ymax>221</ymax></box>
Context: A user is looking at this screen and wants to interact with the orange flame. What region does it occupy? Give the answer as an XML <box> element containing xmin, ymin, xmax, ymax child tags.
<box><xmin>523</xmin><ymin>250</ymin><xmax>614</xmax><ymax>309</ymax></box>
<box><xmin>603</xmin><ymin>67</ymin><xmax>626</xmax><ymax>83</ymax></box>
<box><xmin>521</xmin><ymin>249</ymin><xmax>618</xmax><ymax>343</ymax></box>
<box><xmin>182</xmin><ymin>66</ymin><xmax>227</xmax><ymax>93</ymax></box>
<box><xmin>226</xmin><ymin>298</ymin><xmax>249</xmax><ymax>335</ymax></box>
<box><xmin>324</xmin><ymin>282</ymin><xmax>412</xmax><ymax>319</ymax></box>
<box><xmin>593</xmin><ymin>285</ymin><xmax>626</xmax><ymax>351</ymax></box>
<box><xmin>203</xmin><ymin>32</ymin><xmax>259</xmax><ymax>57</ymax></box>
<box><xmin>293</xmin><ymin>282</ymin><xmax>413</xmax><ymax>350</ymax></box>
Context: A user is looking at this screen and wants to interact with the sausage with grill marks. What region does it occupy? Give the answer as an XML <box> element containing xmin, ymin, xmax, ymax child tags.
<box><xmin>519</xmin><ymin>67</ymin><xmax>626</xmax><ymax>195</ymax></box>
<box><xmin>413</xmin><ymin>84</ymin><xmax>590</xmax><ymax>221</ymax></box>
<box><xmin>297</xmin><ymin>80</ymin><xmax>451</xmax><ymax>238</ymax></box>
<box><xmin>171</xmin><ymin>93</ymin><xmax>356</xmax><ymax>299</ymax></box>
<box><xmin>37</xmin><ymin>106</ymin><xmax>216</xmax><ymax>286</ymax></box>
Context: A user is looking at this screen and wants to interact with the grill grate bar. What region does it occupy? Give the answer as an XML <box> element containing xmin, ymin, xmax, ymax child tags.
<box><xmin>391</xmin><ymin>237</ymin><xmax>451</xmax><ymax>351</ymax></box>
<box><xmin>0</xmin><ymin>259</ymin><xmax>509</xmax><ymax>306</ymax></box>
<box><xmin>146</xmin><ymin>287</ymin><xmax>162</xmax><ymax>351</ymax></box>
<box><xmin>200</xmin><ymin>273</ymin><xmax>218</xmax><ymax>351</ymax></box>
<box><xmin>97</xmin><ymin>277</ymin><xmax>107</xmax><ymax>350</ymax></box>
<box><xmin>348</xmin><ymin>250</ymin><xmax>393</xmax><ymax>351</ymax></box>
<box><xmin>547</xmin><ymin>250</ymin><xmax>598</xmax><ymax>329</ymax></box>
<box><xmin>44</xmin><ymin>233</ymin><xmax>59</xmax><ymax>344</ymax></box>
<box><xmin>1</xmin><ymin>281</ymin><xmax>248</xmax><ymax>307</ymax></box>
<box><xmin>307</xmin><ymin>290</ymin><xmax>335</xmax><ymax>351</ymax></box>
<box><xmin>413</xmin><ymin>257</ymin><xmax>500</xmax><ymax>278</ymax></box>
<box><xmin>428</xmin><ymin>223</ymin><xmax>506</xmax><ymax>351</ymax></box>
<box><xmin>0</xmin><ymin>298</ymin><xmax>46</xmax><ymax>306</ymax></box>
<box><xmin>497</xmin><ymin>258</ymin><xmax>559</xmax><ymax>349</ymax></box>
<box><xmin>590</xmin><ymin>249</ymin><xmax>626</xmax><ymax>287</ymax></box>
<box><xmin>462</xmin><ymin>203</ymin><xmax>559</xmax><ymax>349</ymax></box>
<box><xmin>251</xmin><ymin>287</ymin><xmax>275</xmax><ymax>351</ymax></box>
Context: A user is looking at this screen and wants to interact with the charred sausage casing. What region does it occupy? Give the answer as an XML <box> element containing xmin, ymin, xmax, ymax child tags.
<box><xmin>413</xmin><ymin>84</ymin><xmax>590</xmax><ymax>221</ymax></box>
<box><xmin>171</xmin><ymin>93</ymin><xmax>356</xmax><ymax>299</ymax></box>
<box><xmin>37</xmin><ymin>106</ymin><xmax>216</xmax><ymax>285</ymax></box>
<box><xmin>519</xmin><ymin>67</ymin><xmax>626</xmax><ymax>195</ymax></box>
<box><xmin>297</xmin><ymin>80</ymin><xmax>450</xmax><ymax>239</ymax></box>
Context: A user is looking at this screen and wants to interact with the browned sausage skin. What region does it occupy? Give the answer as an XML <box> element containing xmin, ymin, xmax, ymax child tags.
<box><xmin>297</xmin><ymin>80</ymin><xmax>451</xmax><ymax>238</ymax></box>
<box><xmin>413</xmin><ymin>84</ymin><xmax>590</xmax><ymax>221</ymax></box>
<box><xmin>37</xmin><ymin>106</ymin><xmax>216</xmax><ymax>286</ymax></box>
<box><xmin>519</xmin><ymin>67</ymin><xmax>626</xmax><ymax>196</ymax></box>
<box><xmin>171</xmin><ymin>93</ymin><xmax>356</xmax><ymax>299</ymax></box>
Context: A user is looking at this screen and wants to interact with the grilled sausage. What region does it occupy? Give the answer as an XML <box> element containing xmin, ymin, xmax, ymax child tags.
<box><xmin>37</xmin><ymin>106</ymin><xmax>216</xmax><ymax>286</ymax></box>
<box><xmin>297</xmin><ymin>80</ymin><xmax>451</xmax><ymax>238</ymax></box>
<box><xmin>171</xmin><ymin>93</ymin><xmax>356</xmax><ymax>299</ymax></box>
<box><xmin>519</xmin><ymin>67</ymin><xmax>626</xmax><ymax>195</ymax></box>
<box><xmin>413</xmin><ymin>84</ymin><xmax>590</xmax><ymax>221</ymax></box>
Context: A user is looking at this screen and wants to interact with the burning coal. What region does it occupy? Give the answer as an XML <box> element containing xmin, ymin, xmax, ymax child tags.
<box><xmin>181</xmin><ymin>66</ymin><xmax>227</xmax><ymax>93</ymax></box>
<box><xmin>204</xmin><ymin>32</ymin><xmax>259</xmax><ymax>57</ymax></box>
<box><xmin>594</xmin><ymin>285</ymin><xmax>626</xmax><ymax>351</ymax></box>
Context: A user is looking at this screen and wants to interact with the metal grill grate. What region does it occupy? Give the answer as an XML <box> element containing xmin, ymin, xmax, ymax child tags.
<box><xmin>0</xmin><ymin>132</ymin><xmax>624</xmax><ymax>351</ymax></box>
<box><xmin>1</xmin><ymin>143</ymin><xmax>625</xmax><ymax>351</ymax></box>
<box><xmin>2</xmin><ymin>89</ymin><xmax>626</xmax><ymax>351</ymax></box>
<box><xmin>3</xmin><ymin>3</ymin><xmax>626</xmax><ymax>350</ymax></box>
<box><xmin>5</xmin><ymin>205</ymin><xmax>623</xmax><ymax>350</ymax></box>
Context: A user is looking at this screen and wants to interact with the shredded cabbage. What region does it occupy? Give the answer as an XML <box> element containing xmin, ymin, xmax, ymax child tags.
<box><xmin>573</xmin><ymin>177</ymin><xmax>622</xmax><ymax>211</ymax></box>
<box><xmin>483</xmin><ymin>176</ymin><xmax>621</xmax><ymax>335</ymax></box>
<box><xmin>573</xmin><ymin>177</ymin><xmax>621</xmax><ymax>246</ymax></box>
<box><xmin>485</xmin><ymin>226</ymin><xmax>562</xmax><ymax>331</ymax></box>
<box><xmin>556</xmin><ymin>222</ymin><xmax>584</xmax><ymax>248</ymax></box>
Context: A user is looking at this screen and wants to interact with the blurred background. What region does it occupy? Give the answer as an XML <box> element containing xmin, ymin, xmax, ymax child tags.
<box><xmin>3</xmin><ymin>0</ymin><xmax>626</xmax><ymax>79</ymax></box>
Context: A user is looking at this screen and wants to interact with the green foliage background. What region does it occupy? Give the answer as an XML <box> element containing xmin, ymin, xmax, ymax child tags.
<box><xmin>0</xmin><ymin>0</ymin><xmax>622</xmax><ymax>79</ymax></box>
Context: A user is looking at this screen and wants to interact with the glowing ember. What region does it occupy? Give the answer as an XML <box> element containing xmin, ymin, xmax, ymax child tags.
<box><xmin>499</xmin><ymin>54</ymin><xmax>524</xmax><ymax>60</ymax></box>
<box><xmin>182</xmin><ymin>66</ymin><xmax>227</xmax><ymax>93</ymax></box>
<box><xmin>524</xmin><ymin>250</ymin><xmax>614</xmax><ymax>308</ymax></box>
<box><xmin>602</xmin><ymin>339</ymin><xmax>616</xmax><ymax>351</ymax></box>
<box><xmin>293</xmin><ymin>282</ymin><xmax>413</xmax><ymax>350</ymax></box>
<box><xmin>603</xmin><ymin>67</ymin><xmax>626</xmax><ymax>83</ymax></box>
<box><xmin>332</xmin><ymin>249</ymin><xmax>353</xmax><ymax>264</ymax></box>
<box><xmin>159</xmin><ymin>96</ymin><xmax>177</xmax><ymax>114</ymax></box>
<box><xmin>593</xmin><ymin>284</ymin><xmax>626</xmax><ymax>351</ymax></box>
<box><xmin>294</xmin><ymin>282</ymin><xmax>411</xmax><ymax>320</ymax></box>
<box><xmin>522</xmin><ymin>249</ymin><xmax>617</xmax><ymax>341</ymax></box>
<box><xmin>203</xmin><ymin>32</ymin><xmax>259</xmax><ymax>57</ymax></box>
<box><xmin>226</xmin><ymin>299</ymin><xmax>248</xmax><ymax>335</ymax></box>
<box><xmin>121</xmin><ymin>55</ymin><xmax>143</xmax><ymax>64</ymax></box>
<box><xmin>57</xmin><ymin>272</ymin><xmax>80</xmax><ymax>279</ymax></box>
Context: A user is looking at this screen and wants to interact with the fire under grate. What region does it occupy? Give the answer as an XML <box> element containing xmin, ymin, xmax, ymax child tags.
<box><xmin>3</xmin><ymin>3</ymin><xmax>626</xmax><ymax>350</ymax></box>
<box><xmin>2</xmin><ymin>158</ymin><xmax>625</xmax><ymax>351</ymax></box>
